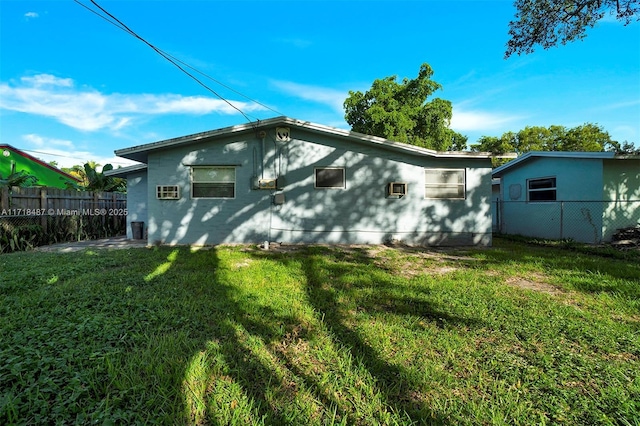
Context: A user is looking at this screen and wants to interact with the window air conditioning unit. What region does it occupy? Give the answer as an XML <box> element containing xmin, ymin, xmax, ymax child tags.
<box><xmin>156</xmin><ymin>185</ymin><xmax>180</xmax><ymax>200</ymax></box>
<box><xmin>258</xmin><ymin>178</ymin><xmax>277</xmax><ymax>189</ymax></box>
<box><xmin>388</xmin><ymin>182</ymin><xmax>407</xmax><ymax>197</ymax></box>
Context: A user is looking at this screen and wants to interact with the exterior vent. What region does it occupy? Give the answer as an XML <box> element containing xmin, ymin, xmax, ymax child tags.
<box><xmin>258</xmin><ymin>178</ymin><xmax>277</xmax><ymax>189</ymax></box>
<box><xmin>275</xmin><ymin>127</ymin><xmax>291</xmax><ymax>142</ymax></box>
<box><xmin>273</xmin><ymin>193</ymin><xmax>285</xmax><ymax>205</ymax></box>
<box><xmin>388</xmin><ymin>182</ymin><xmax>407</xmax><ymax>197</ymax></box>
<box><xmin>157</xmin><ymin>185</ymin><xmax>180</xmax><ymax>200</ymax></box>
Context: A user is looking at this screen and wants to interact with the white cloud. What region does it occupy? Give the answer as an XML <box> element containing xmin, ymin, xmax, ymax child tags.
<box><xmin>0</xmin><ymin>74</ymin><xmax>267</xmax><ymax>132</ymax></box>
<box><xmin>22</xmin><ymin>74</ymin><xmax>73</xmax><ymax>88</ymax></box>
<box><xmin>24</xmin><ymin>12</ymin><xmax>39</xmax><ymax>19</ymax></box>
<box><xmin>450</xmin><ymin>106</ymin><xmax>524</xmax><ymax>133</ymax></box>
<box><xmin>594</xmin><ymin>99</ymin><xmax>640</xmax><ymax>111</ymax></box>
<box><xmin>20</xmin><ymin>134</ymin><xmax>139</xmax><ymax>169</ymax></box>
<box><xmin>23</xmin><ymin>133</ymin><xmax>74</xmax><ymax>149</ymax></box>
<box><xmin>149</xmin><ymin>95</ymin><xmax>260</xmax><ymax>115</ymax></box>
<box><xmin>270</xmin><ymin>80</ymin><xmax>346</xmax><ymax>113</ymax></box>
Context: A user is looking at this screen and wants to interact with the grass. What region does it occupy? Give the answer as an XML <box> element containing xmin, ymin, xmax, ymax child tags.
<box><xmin>0</xmin><ymin>238</ymin><xmax>639</xmax><ymax>425</ymax></box>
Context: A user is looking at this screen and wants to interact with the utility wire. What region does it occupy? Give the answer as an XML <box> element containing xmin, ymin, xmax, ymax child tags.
<box><xmin>74</xmin><ymin>0</ymin><xmax>283</xmax><ymax>122</ymax></box>
<box><xmin>19</xmin><ymin>148</ymin><xmax>134</xmax><ymax>166</ymax></box>
<box><xmin>84</xmin><ymin>0</ymin><xmax>253</xmax><ymax>122</ymax></box>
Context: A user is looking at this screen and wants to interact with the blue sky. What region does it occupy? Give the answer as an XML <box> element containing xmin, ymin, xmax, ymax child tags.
<box><xmin>1</xmin><ymin>0</ymin><xmax>639</xmax><ymax>169</ymax></box>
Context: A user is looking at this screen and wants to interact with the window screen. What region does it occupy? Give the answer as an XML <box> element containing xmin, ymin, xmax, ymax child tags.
<box><xmin>424</xmin><ymin>169</ymin><xmax>465</xmax><ymax>199</ymax></box>
<box><xmin>191</xmin><ymin>167</ymin><xmax>235</xmax><ymax>198</ymax></box>
<box><xmin>528</xmin><ymin>177</ymin><xmax>556</xmax><ymax>201</ymax></box>
<box><xmin>315</xmin><ymin>168</ymin><xmax>345</xmax><ymax>189</ymax></box>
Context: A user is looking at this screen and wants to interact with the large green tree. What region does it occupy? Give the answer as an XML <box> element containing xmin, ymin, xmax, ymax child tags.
<box><xmin>506</xmin><ymin>0</ymin><xmax>639</xmax><ymax>57</ymax></box>
<box><xmin>343</xmin><ymin>63</ymin><xmax>467</xmax><ymax>151</ymax></box>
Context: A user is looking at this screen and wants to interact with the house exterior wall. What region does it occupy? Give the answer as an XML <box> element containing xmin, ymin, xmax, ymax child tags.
<box><xmin>602</xmin><ymin>159</ymin><xmax>640</xmax><ymax>241</ymax></box>
<box><xmin>499</xmin><ymin>157</ymin><xmax>605</xmax><ymax>242</ymax></box>
<box><xmin>144</xmin><ymin>127</ymin><xmax>493</xmax><ymax>246</ymax></box>
<box><xmin>125</xmin><ymin>170</ymin><xmax>148</xmax><ymax>239</ymax></box>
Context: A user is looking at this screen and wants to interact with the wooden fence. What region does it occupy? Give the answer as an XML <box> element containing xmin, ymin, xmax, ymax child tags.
<box><xmin>1</xmin><ymin>186</ymin><xmax>126</xmax><ymax>233</ymax></box>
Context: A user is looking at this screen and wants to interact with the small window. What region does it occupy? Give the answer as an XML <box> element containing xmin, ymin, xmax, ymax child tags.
<box><xmin>192</xmin><ymin>166</ymin><xmax>236</xmax><ymax>198</ymax></box>
<box><xmin>315</xmin><ymin>167</ymin><xmax>345</xmax><ymax>189</ymax></box>
<box><xmin>424</xmin><ymin>169</ymin><xmax>465</xmax><ymax>199</ymax></box>
<box><xmin>156</xmin><ymin>185</ymin><xmax>180</xmax><ymax>200</ymax></box>
<box><xmin>528</xmin><ymin>177</ymin><xmax>556</xmax><ymax>201</ymax></box>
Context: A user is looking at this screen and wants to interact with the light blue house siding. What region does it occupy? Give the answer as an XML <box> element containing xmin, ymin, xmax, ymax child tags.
<box><xmin>115</xmin><ymin>117</ymin><xmax>494</xmax><ymax>246</ymax></box>
<box><xmin>493</xmin><ymin>152</ymin><xmax>640</xmax><ymax>243</ymax></box>
<box><xmin>602</xmin><ymin>158</ymin><xmax>640</xmax><ymax>241</ymax></box>
<box><xmin>105</xmin><ymin>164</ymin><xmax>148</xmax><ymax>239</ymax></box>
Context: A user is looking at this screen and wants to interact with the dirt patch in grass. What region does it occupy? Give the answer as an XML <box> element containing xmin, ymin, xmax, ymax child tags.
<box><xmin>505</xmin><ymin>274</ymin><xmax>564</xmax><ymax>295</ymax></box>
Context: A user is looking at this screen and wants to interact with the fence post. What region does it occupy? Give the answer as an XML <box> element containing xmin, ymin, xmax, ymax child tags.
<box><xmin>0</xmin><ymin>187</ymin><xmax>8</xmax><ymax>210</ymax></box>
<box><xmin>40</xmin><ymin>188</ymin><xmax>48</xmax><ymax>233</ymax></box>
<box><xmin>560</xmin><ymin>201</ymin><xmax>564</xmax><ymax>240</ymax></box>
<box><xmin>112</xmin><ymin>192</ymin><xmax>117</xmax><ymax>229</ymax></box>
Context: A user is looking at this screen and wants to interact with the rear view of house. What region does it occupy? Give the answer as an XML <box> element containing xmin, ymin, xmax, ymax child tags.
<box><xmin>492</xmin><ymin>151</ymin><xmax>640</xmax><ymax>243</ymax></box>
<box><xmin>107</xmin><ymin>117</ymin><xmax>495</xmax><ymax>247</ymax></box>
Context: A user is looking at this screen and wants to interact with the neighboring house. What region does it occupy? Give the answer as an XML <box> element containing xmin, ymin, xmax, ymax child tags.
<box><xmin>106</xmin><ymin>117</ymin><xmax>495</xmax><ymax>246</ymax></box>
<box><xmin>492</xmin><ymin>151</ymin><xmax>640</xmax><ymax>243</ymax></box>
<box><xmin>0</xmin><ymin>144</ymin><xmax>81</xmax><ymax>189</ymax></box>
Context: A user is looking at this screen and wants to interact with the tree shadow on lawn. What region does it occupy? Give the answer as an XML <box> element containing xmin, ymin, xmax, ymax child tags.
<box><xmin>105</xmin><ymin>247</ymin><xmax>481</xmax><ymax>424</ymax></box>
<box><xmin>172</xmin><ymin>250</ymin><xmax>300</xmax><ymax>425</ymax></box>
<box><xmin>478</xmin><ymin>238</ymin><xmax>640</xmax><ymax>299</ymax></box>
<box><xmin>90</xmin><ymin>247</ymin><xmax>298</xmax><ymax>425</ymax></box>
<box><xmin>247</xmin><ymin>246</ymin><xmax>484</xmax><ymax>424</ymax></box>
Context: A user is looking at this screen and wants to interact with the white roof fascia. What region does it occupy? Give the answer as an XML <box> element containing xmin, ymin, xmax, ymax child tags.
<box><xmin>104</xmin><ymin>163</ymin><xmax>147</xmax><ymax>177</ymax></box>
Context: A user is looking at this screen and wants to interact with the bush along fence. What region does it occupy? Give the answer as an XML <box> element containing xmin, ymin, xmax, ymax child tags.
<box><xmin>0</xmin><ymin>186</ymin><xmax>127</xmax><ymax>253</ymax></box>
<box><xmin>492</xmin><ymin>199</ymin><xmax>640</xmax><ymax>244</ymax></box>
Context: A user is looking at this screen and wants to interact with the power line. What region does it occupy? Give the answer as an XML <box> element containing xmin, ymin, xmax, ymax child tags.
<box><xmin>83</xmin><ymin>0</ymin><xmax>253</xmax><ymax>122</ymax></box>
<box><xmin>74</xmin><ymin>1</ymin><xmax>284</xmax><ymax>122</ymax></box>
<box><xmin>18</xmin><ymin>148</ymin><xmax>133</xmax><ymax>166</ymax></box>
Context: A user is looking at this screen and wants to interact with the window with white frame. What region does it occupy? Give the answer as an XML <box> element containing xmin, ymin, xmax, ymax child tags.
<box><xmin>156</xmin><ymin>185</ymin><xmax>180</xmax><ymax>200</ymax></box>
<box><xmin>315</xmin><ymin>167</ymin><xmax>345</xmax><ymax>189</ymax></box>
<box><xmin>424</xmin><ymin>169</ymin><xmax>465</xmax><ymax>199</ymax></box>
<box><xmin>528</xmin><ymin>177</ymin><xmax>556</xmax><ymax>201</ymax></box>
<box><xmin>191</xmin><ymin>166</ymin><xmax>236</xmax><ymax>198</ymax></box>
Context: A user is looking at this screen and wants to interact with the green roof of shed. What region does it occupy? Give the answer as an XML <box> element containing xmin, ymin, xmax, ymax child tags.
<box><xmin>0</xmin><ymin>144</ymin><xmax>81</xmax><ymax>188</ymax></box>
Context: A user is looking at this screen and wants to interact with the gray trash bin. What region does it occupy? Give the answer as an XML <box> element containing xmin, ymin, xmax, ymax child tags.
<box><xmin>131</xmin><ymin>221</ymin><xmax>144</xmax><ymax>240</ymax></box>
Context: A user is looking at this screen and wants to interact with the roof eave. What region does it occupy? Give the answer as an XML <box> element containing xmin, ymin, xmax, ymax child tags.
<box><xmin>113</xmin><ymin>116</ymin><xmax>497</xmax><ymax>162</ymax></box>
<box><xmin>104</xmin><ymin>163</ymin><xmax>148</xmax><ymax>178</ymax></box>
<box><xmin>492</xmin><ymin>151</ymin><xmax>617</xmax><ymax>177</ymax></box>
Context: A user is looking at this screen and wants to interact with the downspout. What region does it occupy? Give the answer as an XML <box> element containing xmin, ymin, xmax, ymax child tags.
<box><xmin>260</xmin><ymin>132</ymin><xmax>266</xmax><ymax>179</ymax></box>
<box><xmin>273</xmin><ymin>138</ymin><xmax>278</xmax><ymax>179</ymax></box>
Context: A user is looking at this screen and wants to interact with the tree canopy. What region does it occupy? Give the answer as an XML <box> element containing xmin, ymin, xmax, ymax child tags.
<box><xmin>470</xmin><ymin>123</ymin><xmax>638</xmax><ymax>166</ymax></box>
<box><xmin>505</xmin><ymin>0</ymin><xmax>640</xmax><ymax>57</ymax></box>
<box><xmin>343</xmin><ymin>63</ymin><xmax>467</xmax><ymax>151</ymax></box>
<box><xmin>62</xmin><ymin>162</ymin><xmax>126</xmax><ymax>192</ymax></box>
<box><xmin>471</xmin><ymin>123</ymin><xmax>619</xmax><ymax>154</ymax></box>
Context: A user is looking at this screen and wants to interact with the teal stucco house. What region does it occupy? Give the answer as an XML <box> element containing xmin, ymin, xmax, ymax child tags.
<box><xmin>106</xmin><ymin>117</ymin><xmax>495</xmax><ymax>247</ymax></box>
<box><xmin>492</xmin><ymin>151</ymin><xmax>640</xmax><ymax>243</ymax></box>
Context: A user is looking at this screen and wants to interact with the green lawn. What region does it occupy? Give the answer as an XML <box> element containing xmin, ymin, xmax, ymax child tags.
<box><xmin>1</xmin><ymin>238</ymin><xmax>639</xmax><ymax>425</ymax></box>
